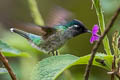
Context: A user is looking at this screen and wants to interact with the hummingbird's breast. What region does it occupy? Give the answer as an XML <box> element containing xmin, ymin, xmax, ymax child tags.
<box><xmin>39</xmin><ymin>32</ymin><xmax>65</xmax><ymax>53</ymax></box>
<box><xmin>32</xmin><ymin>30</ymin><xmax>73</xmax><ymax>53</ymax></box>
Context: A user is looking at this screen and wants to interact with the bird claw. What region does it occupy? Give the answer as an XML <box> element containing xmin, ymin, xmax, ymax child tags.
<box><xmin>48</xmin><ymin>50</ymin><xmax>59</xmax><ymax>56</ymax></box>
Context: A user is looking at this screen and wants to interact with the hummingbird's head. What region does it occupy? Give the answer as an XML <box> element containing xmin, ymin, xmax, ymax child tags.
<box><xmin>66</xmin><ymin>19</ymin><xmax>91</xmax><ymax>36</ymax></box>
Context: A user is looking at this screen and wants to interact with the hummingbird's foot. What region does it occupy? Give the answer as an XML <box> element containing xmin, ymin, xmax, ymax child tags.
<box><xmin>56</xmin><ymin>51</ymin><xmax>58</xmax><ymax>55</ymax></box>
<box><xmin>48</xmin><ymin>50</ymin><xmax>59</xmax><ymax>56</ymax></box>
<box><xmin>52</xmin><ymin>51</ymin><xmax>55</xmax><ymax>56</ymax></box>
<box><xmin>53</xmin><ymin>50</ymin><xmax>59</xmax><ymax>56</ymax></box>
<box><xmin>48</xmin><ymin>51</ymin><xmax>55</xmax><ymax>56</ymax></box>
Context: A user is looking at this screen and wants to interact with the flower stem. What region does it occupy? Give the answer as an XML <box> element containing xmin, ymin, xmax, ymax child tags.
<box><xmin>84</xmin><ymin>6</ymin><xmax>120</xmax><ymax>80</ymax></box>
<box><xmin>92</xmin><ymin>0</ymin><xmax>112</xmax><ymax>55</ymax></box>
<box><xmin>27</xmin><ymin>0</ymin><xmax>45</xmax><ymax>26</ymax></box>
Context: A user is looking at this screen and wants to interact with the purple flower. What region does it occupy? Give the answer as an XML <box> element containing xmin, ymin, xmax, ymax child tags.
<box><xmin>90</xmin><ymin>24</ymin><xmax>100</xmax><ymax>44</ymax></box>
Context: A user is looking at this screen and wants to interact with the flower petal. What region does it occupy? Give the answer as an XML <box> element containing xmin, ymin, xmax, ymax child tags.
<box><xmin>90</xmin><ymin>36</ymin><xmax>94</xmax><ymax>43</ymax></box>
<box><xmin>90</xmin><ymin>24</ymin><xmax>100</xmax><ymax>44</ymax></box>
<box><xmin>90</xmin><ymin>35</ymin><xmax>99</xmax><ymax>44</ymax></box>
<box><xmin>93</xmin><ymin>34</ymin><xmax>99</xmax><ymax>41</ymax></box>
<box><xmin>92</xmin><ymin>24</ymin><xmax>99</xmax><ymax>34</ymax></box>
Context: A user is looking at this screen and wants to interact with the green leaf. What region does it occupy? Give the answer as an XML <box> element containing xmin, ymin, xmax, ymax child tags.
<box><xmin>0</xmin><ymin>40</ymin><xmax>30</xmax><ymax>57</ymax></box>
<box><xmin>31</xmin><ymin>54</ymin><xmax>113</xmax><ymax>80</ymax></box>
<box><xmin>0</xmin><ymin>68</ymin><xmax>8</xmax><ymax>74</ymax></box>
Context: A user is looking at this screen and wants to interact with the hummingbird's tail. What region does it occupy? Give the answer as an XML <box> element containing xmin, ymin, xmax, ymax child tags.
<box><xmin>10</xmin><ymin>28</ymin><xmax>29</xmax><ymax>39</ymax></box>
<box><xmin>10</xmin><ymin>28</ymin><xmax>42</xmax><ymax>47</ymax></box>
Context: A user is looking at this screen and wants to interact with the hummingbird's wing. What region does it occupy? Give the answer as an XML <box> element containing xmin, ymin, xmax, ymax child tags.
<box><xmin>9</xmin><ymin>7</ymin><xmax>72</xmax><ymax>38</ymax></box>
<box><xmin>4</xmin><ymin>6</ymin><xmax>72</xmax><ymax>39</ymax></box>
<box><xmin>46</xmin><ymin>6</ymin><xmax>72</xmax><ymax>27</ymax></box>
<box><xmin>3</xmin><ymin>21</ymin><xmax>56</xmax><ymax>36</ymax></box>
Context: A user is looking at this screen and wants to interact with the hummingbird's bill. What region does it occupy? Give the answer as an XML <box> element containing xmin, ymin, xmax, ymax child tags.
<box><xmin>10</xmin><ymin>28</ymin><xmax>30</xmax><ymax>39</ymax></box>
<box><xmin>87</xmin><ymin>30</ymin><xmax>91</xmax><ymax>33</ymax></box>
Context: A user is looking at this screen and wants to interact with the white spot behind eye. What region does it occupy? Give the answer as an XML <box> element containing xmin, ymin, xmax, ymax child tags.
<box><xmin>74</xmin><ymin>25</ymin><xmax>78</xmax><ymax>27</ymax></box>
<box><xmin>68</xmin><ymin>25</ymin><xmax>78</xmax><ymax>29</ymax></box>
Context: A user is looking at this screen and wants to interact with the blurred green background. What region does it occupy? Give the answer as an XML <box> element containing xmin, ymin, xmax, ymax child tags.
<box><xmin>0</xmin><ymin>0</ymin><xmax>120</xmax><ymax>80</ymax></box>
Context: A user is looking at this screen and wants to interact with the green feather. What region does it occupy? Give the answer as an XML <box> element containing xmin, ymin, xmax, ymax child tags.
<box><xmin>54</xmin><ymin>20</ymin><xmax>78</xmax><ymax>31</ymax></box>
<box><xmin>55</xmin><ymin>25</ymin><xmax>67</xmax><ymax>31</ymax></box>
<box><xmin>28</xmin><ymin>34</ymin><xmax>43</xmax><ymax>45</ymax></box>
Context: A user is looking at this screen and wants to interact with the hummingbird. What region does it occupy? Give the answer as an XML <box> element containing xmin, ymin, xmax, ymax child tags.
<box><xmin>10</xmin><ymin>7</ymin><xmax>91</xmax><ymax>55</ymax></box>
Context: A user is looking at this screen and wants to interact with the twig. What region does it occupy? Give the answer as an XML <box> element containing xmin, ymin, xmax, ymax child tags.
<box><xmin>118</xmin><ymin>61</ymin><xmax>120</xmax><ymax>74</ymax></box>
<box><xmin>0</xmin><ymin>51</ymin><xmax>17</xmax><ymax>80</ymax></box>
<box><xmin>107</xmin><ymin>59</ymin><xmax>120</xmax><ymax>79</ymax></box>
<box><xmin>115</xmin><ymin>74</ymin><xmax>120</xmax><ymax>79</ymax></box>
<box><xmin>84</xmin><ymin>7</ymin><xmax>120</xmax><ymax>80</ymax></box>
<box><xmin>116</xmin><ymin>61</ymin><xmax>120</xmax><ymax>79</ymax></box>
<box><xmin>111</xmin><ymin>56</ymin><xmax>116</xmax><ymax>80</ymax></box>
